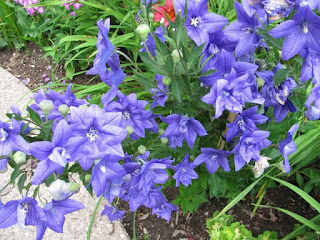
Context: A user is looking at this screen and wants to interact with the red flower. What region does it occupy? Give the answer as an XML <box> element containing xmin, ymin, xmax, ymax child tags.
<box><xmin>153</xmin><ymin>0</ymin><xmax>176</xmax><ymax>26</ymax></box>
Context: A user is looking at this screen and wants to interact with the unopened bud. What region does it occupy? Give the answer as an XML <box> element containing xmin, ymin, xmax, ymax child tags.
<box><xmin>148</xmin><ymin>12</ymin><xmax>154</xmax><ymax>22</ymax></box>
<box><xmin>79</xmin><ymin>104</ymin><xmax>88</xmax><ymax>110</ymax></box>
<box><xmin>39</xmin><ymin>100</ymin><xmax>54</xmax><ymax>115</ymax></box>
<box><xmin>257</xmin><ymin>78</ymin><xmax>265</xmax><ymax>87</ymax></box>
<box><xmin>172</xmin><ymin>49</ymin><xmax>183</xmax><ymax>64</ymax></box>
<box><xmin>138</xmin><ymin>145</ymin><xmax>146</xmax><ymax>154</ymax></box>
<box><xmin>158</xmin><ymin>128</ymin><xmax>165</xmax><ymax>135</ymax></box>
<box><xmin>13</xmin><ymin>151</ymin><xmax>27</xmax><ymax>164</ymax></box>
<box><xmin>126</xmin><ymin>126</ymin><xmax>134</xmax><ymax>135</ymax></box>
<box><xmin>48</xmin><ymin>179</ymin><xmax>71</xmax><ymax>201</ymax></box>
<box><xmin>85</xmin><ymin>174</ymin><xmax>91</xmax><ymax>183</ymax></box>
<box><xmin>58</xmin><ymin>104</ymin><xmax>70</xmax><ymax>117</ymax></box>
<box><xmin>161</xmin><ymin>137</ymin><xmax>168</xmax><ymax>144</ymax></box>
<box><xmin>136</xmin><ymin>24</ymin><xmax>150</xmax><ymax>41</ymax></box>
<box><xmin>162</xmin><ymin>76</ymin><xmax>172</xmax><ymax>86</ymax></box>
<box><xmin>70</xmin><ymin>183</ymin><xmax>80</xmax><ymax>193</ymax></box>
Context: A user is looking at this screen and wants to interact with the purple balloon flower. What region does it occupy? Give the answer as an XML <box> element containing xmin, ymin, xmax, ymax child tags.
<box><xmin>36</xmin><ymin>198</ymin><xmax>84</xmax><ymax>239</ymax></box>
<box><xmin>233</xmin><ymin>130</ymin><xmax>271</xmax><ymax>171</ymax></box>
<box><xmin>226</xmin><ymin>106</ymin><xmax>268</xmax><ymax>142</ymax></box>
<box><xmin>0</xmin><ymin>197</ymin><xmax>46</xmax><ymax>230</ymax></box>
<box><xmin>101</xmin><ymin>205</ymin><xmax>125</xmax><ymax>222</ymax></box>
<box><xmin>193</xmin><ymin>148</ymin><xmax>230</xmax><ymax>174</ymax></box>
<box><xmin>174</xmin><ymin>0</ymin><xmax>228</xmax><ymax>46</ymax></box>
<box><xmin>279</xmin><ymin>123</ymin><xmax>299</xmax><ymax>172</ymax></box>
<box><xmin>269</xmin><ymin>6</ymin><xmax>320</xmax><ymax>60</ymax></box>
<box><xmin>150</xmin><ymin>74</ymin><xmax>169</xmax><ymax>109</ymax></box>
<box><xmin>140</xmin><ymin>27</ymin><xmax>165</xmax><ymax>56</ymax></box>
<box><xmin>161</xmin><ymin>114</ymin><xmax>207</xmax><ymax>149</ymax></box>
<box><xmin>87</xmin><ymin>18</ymin><xmax>125</xmax><ymax>86</ymax></box>
<box><xmin>224</xmin><ymin>1</ymin><xmax>264</xmax><ymax>57</ymax></box>
<box><xmin>300</xmin><ymin>48</ymin><xmax>320</xmax><ymax>83</ymax></box>
<box><xmin>66</xmin><ymin>105</ymin><xmax>127</xmax><ymax>170</ymax></box>
<box><xmin>173</xmin><ymin>153</ymin><xmax>198</xmax><ymax>187</ymax></box>
<box><xmin>102</xmin><ymin>87</ymin><xmax>158</xmax><ymax>140</ymax></box>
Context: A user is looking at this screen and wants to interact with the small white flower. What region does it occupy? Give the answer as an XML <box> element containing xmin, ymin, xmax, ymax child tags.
<box><xmin>253</xmin><ymin>156</ymin><xmax>271</xmax><ymax>178</ymax></box>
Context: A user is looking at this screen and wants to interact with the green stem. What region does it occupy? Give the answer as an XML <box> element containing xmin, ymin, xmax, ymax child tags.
<box><xmin>86</xmin><ymin>196</ymin><xmax>103</xmax><ymax>240</ymax></box>
<box><xmin>132</xmin><ymin>211</ymin><xmax>137</xmax><ymax>240</ymax></box>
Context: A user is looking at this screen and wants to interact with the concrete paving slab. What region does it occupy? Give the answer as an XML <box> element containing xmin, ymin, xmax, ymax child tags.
<box><xmin>0</xmin><ymin>66</ymin><xmax>130</xmax><ymax>240</ymax></box>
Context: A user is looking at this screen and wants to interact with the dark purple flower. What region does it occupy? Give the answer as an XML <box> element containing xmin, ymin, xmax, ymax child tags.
<box><xmin>29</xmin><ymin>120</ymin><xmax>73</xmax><ymax>184</ymax></box>
<box><xmin>101</xmin><ymin>205</ymin><xmax>125</xmax><ymax>222</ymax></box>
<box><xmin>36</xmin><ymin>198</ymin><xmax>84</xmax><ymax>239</ymax></box>
<box><xmin>102</xmin><ymin>87</ymin><xmax>158</xmax><ymax>140</ymax></box>
<box><xmin>233</xmin><ymin>130</ymin><xmax>271</xmax><ymax>171</ymax></box>
<box><xmin>150</xmin><ymin>74</ymin><xmax>169</xmax><ymax>109</ymax></box>
<box><xmin>66</xmin><ymin>105</ymin><xmax>127</xmax><ymax>170</ymax></box>
<box><xmin>224</xmin><ymin>1</ymin><xmax>264</xmax><ymax>57</ymax></box>
<box><xmin>173</xmin><ymin>153</ymin><xmax>198</xmax><ymax>187</ymax></box>
<box><xmin>0</xmin><ymin>197</ymin><xmax>46</xmax><ymax>230</ymax></box>
<box><xmin>174</xmin><ymin>0</ymin><xmax>228</xmax><ymax>46</ymax></box>
<box><xmin>161</xmin><ymin>114</ymin><xmax>207</xmax><ymax>148</ymax></box>
<box><xmin>91</xmin><ymin>155</ymin><xmax>126</xmax><ymax>196</ymax></box>
<box><xmin>140</xmin><ymin>27</ymin><xmax>165</xmax><ymax>56</ymax></box>
<box><xmin>279</xmin><ymin>123</ymin><xmax>299</xmax><ymax>172</ymax></box>
<box><xmin>193</xmin><ymin>148</ymin><xmax>230</xmax><ymax>174</ymax></box>
<box><xmin>226</xmin><ymin>106</ymin><xmax>268</xmax><ymax>142</ymax></box>
<box><xmin>269</xmin><ymin>6</ymin><xmax>320</xmax><ymax>60</ymax></box>
<box><xmin>87</xmin><ymin>18</ymin><xmax>125</xmax><ymax>86</ymax></box>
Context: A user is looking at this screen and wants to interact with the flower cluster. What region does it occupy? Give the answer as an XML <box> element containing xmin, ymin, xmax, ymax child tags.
<box><xmin>13</xmin><ymin>0</ymin><xmax>44</xmax><ymax>15</ymax></box>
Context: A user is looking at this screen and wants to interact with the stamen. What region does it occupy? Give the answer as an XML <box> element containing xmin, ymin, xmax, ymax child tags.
<box><xmin>86</xmin><ymin>127</ymin><xmax>98</xmax><ymax>142</ymax></box>
<box><xmin>190</xmin><ymin>17</ymin><xmax>199</xmax><ymax>27</ymax></box>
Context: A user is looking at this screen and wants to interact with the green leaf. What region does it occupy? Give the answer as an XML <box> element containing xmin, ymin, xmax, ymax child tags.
<box><xmin>133</xmin><ymin>70</ymin><xmax>156</xmax><ymax>91</ymax></box>
<box><xmin>273</xmin><ymin>68</ymin><xmax>290</xmax><ymax>85</ymax></box>
<box><xmin>187</xmin><ymin>45</ymin><xmax>204</xmax><ymax>71</ymax></box>
<box><xmin>18</xmin><ymin>174</ymin><xmax>27</xmax><ymax>193</ymax></box>
<box><xmin>266</xmin><ymin>176</ymin><xmax>320</xmax><ymax>213</ymax></box>
<box><xmin>171</xmin><ymin>76</ymin><xmax>183</xmax><ymax>102</ymax></box>
<box><xmin>139</xmin><ymin>52</ymin><xmax>168</xmax><ymax>76</ymax></box>
<box><xmin>296</xmin><ymin>172</ymin><xmax>304</xmax><ymax>189</ymax></box>
<box><xmin>27</xmin><ymin>107</ymin><xmax>42</xmax><ymax>126</ymax></box>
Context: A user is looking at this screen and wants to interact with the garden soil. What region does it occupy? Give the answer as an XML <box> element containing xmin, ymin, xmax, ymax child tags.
<box><xmin>1</xmin><ymin>43</ymin><xmax>319</xmax><ymax>240</ymax></box>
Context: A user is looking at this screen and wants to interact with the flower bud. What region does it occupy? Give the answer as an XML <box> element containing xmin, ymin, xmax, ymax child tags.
<box><xmin>138</xmin><ymin>145</ymin><xmax>146</xmax><ymax>154</ymax></box>
<box><xmin>85</xmin><ymin>174</ymin><xmax>91</xmax><ymax>183</ymax></box>
<box><xmin>148</xmin><ymin>12</ymin><xmax>154</xmax><ymax>22</ymax></box>
<box><xmin>70</xmin><ymin>182</ymin><xmax>80</xmax><ymax>193</ymax></box>
<box><xmin>126</xmin><ymin>126</ymin><xmax>134</xmax><ymax>135</ymax></box>
<box><xmin>58</xmin><ymin>104</ymin><xmax>70</xmax><ymax>117</ymax></box>
<box><xmin>39</xmin><ymin>100</ymin><xmax>54</xmax><ymax>115</ymax></box>
<box><xmin>172</xmin><ymin>49</ymin><xmax>183</xmax><ymax>64</ymax></box>
<box><xmin>79</xmin><ymin>104</ymin><xmax>88</xmax><ymax>110</ymax></box>
<box><xmin>48</xmin><ymin>179</ymin><xmax>71</xmax><ymax>201</ymax></box>
<box><xmin>161</xmin><ymin>137</ymin><xmax>168</xmax><ymax>144</ymax></box>
<box><xmin>13</xmin><ymin>151</ymin><xmax>27</xmax><ymax>164</ymax></box>
<box><xmin>136</xmin><ymin>24</ymin><xmax>150</xmax><ymax>41</ymax></box>
<box><xmin>257</xmin><ymin>78</ymin><xmax>265</xmax><ymax>87</ymax></box>
<box><xmin>158</xmin><ymin>128</ymin><xmax>165</xmax><ymax>135</ymax></box>
<box><xmin>162</xmin><ymin>76</ymin><xmax>172</xmax><ymax>86</ymax></box>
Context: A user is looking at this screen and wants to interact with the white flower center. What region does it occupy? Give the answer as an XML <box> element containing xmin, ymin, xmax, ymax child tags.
<box><xmin>86</xmin><ymin>127</ymin><xmax>98</xmax><ymax>142</ymax></box>
<box><xmin>100</xmin><ymin>164</ymin><xmax>107</xmax><ymax>173</ymax></box>
<box><xmin>0</xmin><ymin>128</ymin><xmax>8</xmax><ymax>141</ymax></box>
<box><xmin>190</xmin><ymin>17</ymin><xmax>199</xmax><ymax>27</ymax></box>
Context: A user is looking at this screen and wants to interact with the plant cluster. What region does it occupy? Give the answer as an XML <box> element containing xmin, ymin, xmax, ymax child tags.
<box><xmin>0</xmin><ymin>0</ymin><xmax>320</xmax><ymax>239</ymax></box>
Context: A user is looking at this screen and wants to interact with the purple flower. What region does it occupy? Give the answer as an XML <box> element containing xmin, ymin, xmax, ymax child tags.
<box><xmin>91</xmin><ymin>155</ymin><xmax>126</xmax><ymax>196</ymax></box>
<box><xmin>306</xmin><ymin>106</ymin><xmax>320</xmax><ymax>120</ymax></box>
<box><xmin>233</xmin><ymin>130</ymin><xmax>271</xmax><ymax>171</ymax></box>
<box><xmin>36</xmin><ymin>198</ymin><xmax>84</xmax><ymax>239</ymax></box>
<box><xmin>102</xmin><ymin>87</ymin><xmax>158</xmax><ymax>140</ymax></box>
<box><xmin>0</xmin><ymin>119</ymin><xmax>29</xmax><ymax>157</ymax></box>
<box><xmin>224</xmin><ymin>1</ymin><xmax>264</xmax><ymax>57</ymax></box>
<box><xmin>29</xmin><ymin>120</ymin><xmax>73</xmax><ymax>184</ymax></box>
<box><xmin>193</xmin><ymin>148</ymin><xmax>230</xmax><ymax>174</ymax></box>
<box><xmin>150</xmin><ymin>74</ymin><xmax>169</xmax><ymax>109</ymax></box>
<box><xmin>306</xmin><ymin>82</ymin><xmax>320</xmax><ymax>109</ymax></box>
<box><xmin>279</xmin><ymin>124</ymin><xmax>299</xmax><ymax>172</ymax></box>
<box><xmin>226</xmin><ymin>106</ymin><xmax>268</xmax><ymax>142</ymax></box>
<box><xmin>300</xmin><ymin>48</ymin><xmax>320</xmax><ymax>82</ymax></box>
<box><xmin>66</xmin><ymin>105</ymin><xmax>127</xmax><ymax>170</ymax></box>
<box><xmin>161</xmin><ymin>114</ymin><xmax>207</xmax><ymax>149</ymax></box>
<box><xmin>269</xmin><ymin>6</ymin><xmax>320</xmax><ymax>60</ymax></box>
<box><xmin>151</xmin><ymin>200</ymin><xmax>176</xmax><ymax>222</ymax></box>
<box><xmin>101</xmin><ymin>205</ymin><xmax>125</xmax><ymax>222</ymax></box>
<box><xmin>201</xmin><ymin>30</ymin><xmax>236</xmax><ymax>72</ymax></box>
<box><xmin>140</xmin><ymin>27</ymin><xmax>165</xmax><ymax>56</ymax></box>
<box><xmin>174</xmin><ymin>0</ymin><xmax>228</xmax><ymax>46</ymax></box>
<box><xmin>87</xmin><ymin>18</ymin><xmax>125</xmax><ymax>86</ymax></box>
<box><xmin>0</xmin><ymin>197</ymin><xmax>46</xmax><ymax>230</ymax></box>
<box><xmin>173</xmin><ymin>153</ymin><xmax>198</xmax><ymax>187</ymax></box>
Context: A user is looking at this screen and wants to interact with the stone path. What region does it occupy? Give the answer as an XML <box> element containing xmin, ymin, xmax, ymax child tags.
<box><xmin>0</xmin><ymin>66</ymin><xmax>129</xmax><ymax>240</ymax></box>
